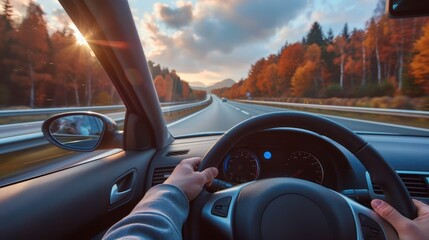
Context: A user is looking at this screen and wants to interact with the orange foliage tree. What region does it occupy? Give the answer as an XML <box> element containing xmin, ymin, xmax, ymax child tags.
<box><xmin>277</xmin><ymin>43</ymin><xmax>305</xmax><ymax>93</ymax></box>
<box><xmin>214</xmin><ymin>15</ymin><xmax>429</xmax><ymax>100</ymax></box>
<box><xmin>150</xmin><ymin>63</ymin><xmax>206</xmax><ymax>102</ymax></box>
<box><xmin>411</xmin><ymin>22</ymin><xmax>429</xmax><ymax>94</ymax></box>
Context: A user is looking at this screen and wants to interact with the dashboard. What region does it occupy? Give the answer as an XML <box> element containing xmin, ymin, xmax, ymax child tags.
<box><xmin>147</xmin><ymin>128</ymin><xmax>429</xmax><ymax>206</ymax></box>
<box><xmin>216</xmin><ymin>129</ymin><xmax>343</xmax><ymax>190</ymax></box>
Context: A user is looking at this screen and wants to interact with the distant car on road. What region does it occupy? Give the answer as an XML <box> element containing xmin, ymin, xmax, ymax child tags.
<box><xmin>222</xmin><ymin>97</ymin><xmax>227</xmax><ymax>102</ymax></box>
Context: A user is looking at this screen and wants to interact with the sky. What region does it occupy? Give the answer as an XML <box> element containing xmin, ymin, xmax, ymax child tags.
<box><xmin>8</xmin><ymin>0</ymin><xmax>378</xmax><ymax>85</ymax></box>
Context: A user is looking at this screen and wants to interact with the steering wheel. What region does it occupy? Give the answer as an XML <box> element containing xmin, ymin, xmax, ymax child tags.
<box><xmin>185</xmin><ymin>112</ymin><xmax>416</xmax><ymax>240</ymax></box>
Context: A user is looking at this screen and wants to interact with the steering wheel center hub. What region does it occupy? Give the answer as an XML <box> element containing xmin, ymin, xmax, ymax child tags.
<box><xmin>261</xmin><ymin>194</ymin><xmax>330</xmax><ymax>239</ymax></box>
<box><xmin>234</xmin><ymin>178</ymin><xmax>356</xmax><ymax>240</ymax></box>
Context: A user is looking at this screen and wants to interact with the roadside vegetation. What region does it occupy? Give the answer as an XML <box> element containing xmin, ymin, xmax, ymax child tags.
<box><xmin>213</xmin><ymin>0</ymin><xmax>429</xmax><ymax>111</ymax></box>
<box><xmin>0</xmin><ymin>0</ymin><xmax>204</xmax><ymax>109</ymax></box>
<box><xmin>250</xmin><ymin>96</ymin><xmax>429</xmax><ymax>111</ymax></box>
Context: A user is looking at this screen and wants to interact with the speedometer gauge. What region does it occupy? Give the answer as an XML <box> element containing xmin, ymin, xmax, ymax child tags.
<box><xmin>223</xmin><ymin>149</ymin><xmax>260</xmax><ymax>184</ymax></box>
<box><xmin>284</xmin><ymin>151</ymin><xmax>324</xmax><ymax>184</ymax></box>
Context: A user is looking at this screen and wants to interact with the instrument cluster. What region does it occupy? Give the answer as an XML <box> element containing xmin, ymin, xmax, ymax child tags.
<box><xmin>222</xmin><ymin>148</ymin><xmax>325</xmax><ymax>184</ymax></box>
<box><xmin>218</xmin><ymin>129</ymin><xmax>342</xmax><ymax>188</ymax></box>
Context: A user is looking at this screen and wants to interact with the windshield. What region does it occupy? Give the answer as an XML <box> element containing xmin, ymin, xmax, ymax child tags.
<box><xmin>129</xmin><ymin>0</ymin><xmax>429</xmax><ymax>137</ymax></box>
<box><xmin>1</xmin><ymin>0</ymin><xmax>428</xmax><ymax>138</ymax></box>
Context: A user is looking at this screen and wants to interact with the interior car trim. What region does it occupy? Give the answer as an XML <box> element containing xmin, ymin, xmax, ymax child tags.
<box><xmin>201</xmin><ymin>182</ymin><xmax>252</xmax><ymax>240</ymax></box>
<box><xmin>73</xmin><ymin>149</ymin><xmax>123</xmax><ymax>166</ymax></box>
<box><xmin>340</xmin><ymin>192</ymin><xmax>397</xmax><ymax>240</ymax></box>
<box><xmin>152</xmin><ymin>166</ymin><xmax>175</xmax><ymax>186</ymax></box>
<box><xmin>366</xmin><ymin>171</ymin><xmax>429</xmax><ymax>199</ymax></box>
<box><xmin>165</xmin><ymin>150</ymin><xmax>190</xmax><ymax>156</ymax></box>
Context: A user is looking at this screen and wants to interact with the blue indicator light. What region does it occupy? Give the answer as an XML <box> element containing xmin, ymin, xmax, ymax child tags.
<box><xmin>263</xmin><ymin>151</ymin><xmax>272</xmax><ymax>160</ymax></box>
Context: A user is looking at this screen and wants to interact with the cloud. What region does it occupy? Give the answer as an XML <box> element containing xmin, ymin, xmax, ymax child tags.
<box><xmin>155</xmin><ymin>2</ymin><xmax>193</xmax><ymax>29</ymax></box>
<box><xmin>142</xmin><ymin>0</ymin><xmax>310</xmax><ymax>81</ymax></box>
<box><xmin>139</xmin><ymin>0</ymin><xmax>377</xmax><ymax>83</ymax></box>
<box><xmin>51</xmin><ymin>8</ymin><xmax>71</xmax><ymax>27</ymax></box>
<box><xmin>309</xmin><ymin>0</ymin><xmax>376</xmax><ymax>35</ymax></box>
<box><xmin>189</xmin><ymin>0</ymin><xmax>308</xmax><ymax>54</ymax></box>
<box><xmin>9</xmin><ymin>0</ymin><xmax>30</xmax><ymax>23</ymax></box>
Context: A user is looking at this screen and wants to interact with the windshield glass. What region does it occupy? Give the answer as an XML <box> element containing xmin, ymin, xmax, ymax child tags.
<box><xmin>1</xmin><ymin>0</ymin><xmax>428</xmax><ymax>139</ymax></box>
<box><xmin>129</xmin><ymin>0</ymin><xmax>429</xmax><ymax>137</ymax></box>
<box><xmin>0</xmin><ymin>0</ymin><xmax>123</xmax><ymax>122</ymax></box>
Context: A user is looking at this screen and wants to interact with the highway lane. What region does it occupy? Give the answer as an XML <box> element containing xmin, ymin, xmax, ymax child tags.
<box><xmin>168</xmin><ymin>96</ymin><xmax>251</xmax><ymax>136</ymax></box>
<box><xmin>2</xmin><ymin>95</ymin><xmax>427</xmax><ymax>186</ymax></box>
<box><xmin>169</xmin><ymin>95</ymin><xmax>429</xmax><ymax>136</ymax></box>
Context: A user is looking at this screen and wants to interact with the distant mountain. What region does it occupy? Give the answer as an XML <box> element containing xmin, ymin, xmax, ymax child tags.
<box><xmin>191</xmin><ymin>79</ymin><xmax>235</xmax><ymax>92</ymax></box>
<box><xmin>189</xmin><ymin>81</ymin><xmax>207</xmax><ymax>88</ymax></box>
<box><xmin>208</xmin><ymin>79</ymin><xmax>235</xmax><ymax>91</ymax></box>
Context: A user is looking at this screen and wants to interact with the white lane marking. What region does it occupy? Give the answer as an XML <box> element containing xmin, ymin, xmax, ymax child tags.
<box><xmin>167</xmin><ymin>105</ymin><xmax>211</xmax><ymax>127</ymax></box>
<box><xmin>226</xmin><ymin>103</ymin><xmax>241</xmax><ymax>111</ymax></box>
<box><xmin>225</xmin><ymin>101</ymin><xmax>252</xmax><ymax>115</ymax></box>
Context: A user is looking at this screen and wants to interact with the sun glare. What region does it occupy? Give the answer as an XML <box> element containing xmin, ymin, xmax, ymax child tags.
<box><xmin>71</xmin><ymin>25</ymin><xmax>89</xmax><ymax>46</ymax></box>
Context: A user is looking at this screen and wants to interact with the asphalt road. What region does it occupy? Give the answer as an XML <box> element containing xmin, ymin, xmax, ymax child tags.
<box><xmin>168</xmin><ymin>95</ymin><xmax>429</xmax><ymax>137</ymax></box>
<box><xmin>1</xmin><ymin>95</ymin><xmax>428</xmax><ymax>187</ymax></box>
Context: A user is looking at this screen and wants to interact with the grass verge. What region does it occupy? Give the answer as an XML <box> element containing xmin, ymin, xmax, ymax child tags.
<box><xmin>241</xmin><ymin>101</ymin><xmax>429</xmax><ymax>130</ymax></box>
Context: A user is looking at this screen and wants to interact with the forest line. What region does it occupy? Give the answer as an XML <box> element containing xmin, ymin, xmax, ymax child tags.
<box><xmin>213</xmin><ymin>5</ymin><xmax>429</xmax><ymax>110</ymax></box>
<box><xmin>0</xmin><ymin>0</ymin><xmax>205</xmax><ymax>109</ymax></box>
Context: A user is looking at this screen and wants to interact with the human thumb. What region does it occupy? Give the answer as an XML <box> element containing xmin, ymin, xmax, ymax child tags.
<box><xmin>371</xmin><ymin>199</ymin><xmax>409</xmax><ymax>230</ymax></box>
<box><xmin>201</xmin><ymin>167</ymin><xmax>218</xmax><ymax>184</ymax></box>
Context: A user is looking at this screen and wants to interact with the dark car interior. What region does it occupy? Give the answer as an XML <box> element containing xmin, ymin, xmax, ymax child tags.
<box><xmin>0</xmin><ymin>0</ymin><xmax>428</xmax><ymax>239</ymax></box>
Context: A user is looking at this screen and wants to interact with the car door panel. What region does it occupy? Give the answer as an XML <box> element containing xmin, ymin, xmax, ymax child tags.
<box><xmin>0</xmin><ymin>149</ymin><xmax>155</xmax><ymax>239</ymax></box>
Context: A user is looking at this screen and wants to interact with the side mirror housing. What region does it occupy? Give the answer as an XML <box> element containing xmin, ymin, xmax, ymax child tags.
<box><xmin>387</xmin><ymin>0</ymin><xmax>429</xmax><ymax>18</ymax></box>
<box><xmin>42</xmin><ymin>112</ymin><xmax>122</xmax><ymax>152</ymax></box>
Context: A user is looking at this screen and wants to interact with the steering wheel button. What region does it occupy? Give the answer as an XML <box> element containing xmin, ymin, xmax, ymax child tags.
<box><xmin>211</xmin><ymin>197</ymin><xmax>232</xmax><ymax>218</ymax></box>
<box><xmin>359</xmin><ymin>214</ymin><xmax>386</xmax><ymax>240</ymax></box>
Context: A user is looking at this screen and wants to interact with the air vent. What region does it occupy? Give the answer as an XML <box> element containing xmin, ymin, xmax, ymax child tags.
<box><xmin>152</xmin><ymin>166</ymin><xmax>175</xmax><ymax>186</ymax></box>
<box><xmin>371</xmin><ymin>173</ymin><xmax>429</xmax><ymax>198</ymax></box>
<box><xmin>165</xmin><ymin>150</ymin><xmax>190</xmax><ymax>156</ymax></box>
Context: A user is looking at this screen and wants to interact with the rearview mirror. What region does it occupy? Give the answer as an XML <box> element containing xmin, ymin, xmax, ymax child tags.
<box><xmin>42</xmin><ymin>112</ymin><xmax>122</xmax><ymax>151</ymax></box>
<box><xmin>387</xmin><ymin>0</ymin><xmax>429</xmax><ymax>18</ymax></box>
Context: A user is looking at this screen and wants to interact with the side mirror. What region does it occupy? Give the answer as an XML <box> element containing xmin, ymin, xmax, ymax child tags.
<box><xmin>387</xmin><ymin>0</ymin><xmax>429</xmax><ymax>18</ymax></box>
<box><xmin>42</xmin><ymin>112</ymin><xmax>122</xmax><ymax>152</ymax></box>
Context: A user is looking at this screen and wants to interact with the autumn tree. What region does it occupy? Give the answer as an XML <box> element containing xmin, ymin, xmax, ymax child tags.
<box><xmin>0</xmin><ymin>0</ymin><xmax>15</xmax><ymax>106</ymax></box>
<box><xmin>257</xmin><ymin>62</ymin><xmax>278</xmax><ymax>96</ymax></box>
<box><xmin>346</xmin><ymin>30</ymin><xmax>366</xmax><ymax>88</ymax></box>
<box><xmin>291</xmin><ymin>61</ymin><xmax>317</xmax><ymax>97</ymax></box>
<box><xmin>365</xmin><ymin>18</ymin><xmax>382</xmax><ymax>84</ymax></box>
<box><xmin>150</xmin><ymin>62</ymin><xmax>206</xmax><ymax>102</ymax></box>
<box><xmin>11</xmin><ymin>2</ymin><xmax>52</xmax><ymax>107</ymax></box>
<box><xmin>291</xmin><ymin>44</ymin><xmax>321</xmax><ymax>97</ymax></box>
<box><xmin>214</xmin><ymin>4</ymin><xmax>429</xmax><ymax>100</ymax></box>
<box><xmin>243</xmin><ymin>58</ymin><xmax>266</xmax><ymax>97</ymax></box>
<box><xmin>410</xmin><ymin>22</ymin><xmax>429</xmax><ymax>93</ymax></box>
<box><xmin>334</xmin><ymin>36</ymin><xmax>347</xmax><ymax>89</ymax></box>
<box><xmin>52</xmin><ymin>29</ymin><xmax>90</xmax><ymax>106</ymax></box>
<box><xmin>277</xmin><ymin>43</ymin><xmax>305</xmax><ymax>93</ymax></box>
<box><xmin>154</xmin><ymin>75</ymin><xmax>171</xmax><ymax>102</ymax></box>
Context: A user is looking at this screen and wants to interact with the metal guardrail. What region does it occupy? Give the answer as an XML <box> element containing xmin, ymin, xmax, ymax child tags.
<box><xmin>239</xmin><ymin>100</ymin><xmax>429</xmax><ymax>119</ymax></box>
<box><xmin>0</xmin><ymin>96</ymin><xmax>212</xmax><ymax>155</ymax></box>
<box><xmin>0</xmin><ymin>105</ymin><xmax>126</xmax><ymax>117</ymax></box>
<box><xmin>0</xmin><ymin>100</ymin><xmax>204</xmax><ymax>117</ymax></box>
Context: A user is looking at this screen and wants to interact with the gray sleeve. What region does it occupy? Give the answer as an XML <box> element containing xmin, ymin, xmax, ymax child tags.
<box><xmin>102</xmin><ymin>184</ymin><xmax>189</xmax><ymax>240</ymax></box>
